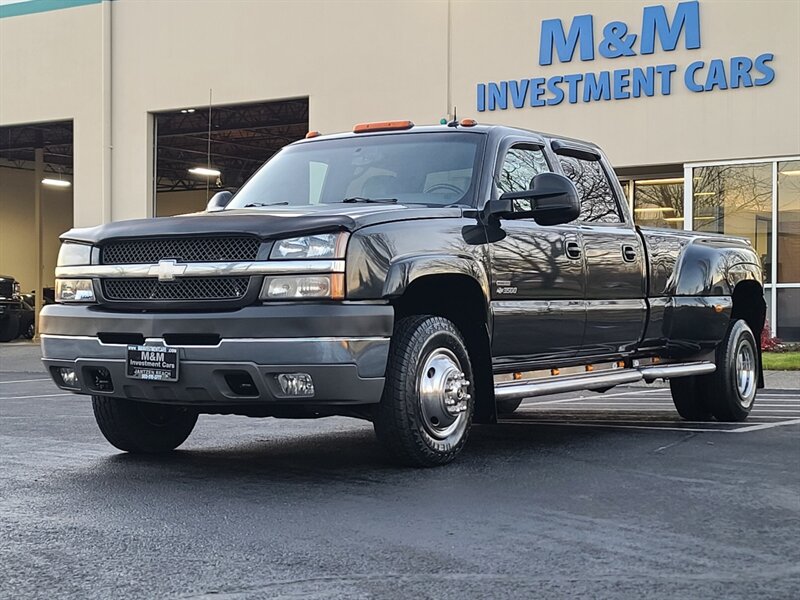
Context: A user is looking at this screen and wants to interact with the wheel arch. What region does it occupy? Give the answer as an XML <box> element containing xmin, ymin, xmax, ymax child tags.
<box><xmin>390</xmin><ymin>271</ymin><xmax>496</xmax><ymax>424</ymax></box>
<box><xmin>731</xmin><ymin>279</ymin><xmax>766</xmax><ymax>388</ymax></box>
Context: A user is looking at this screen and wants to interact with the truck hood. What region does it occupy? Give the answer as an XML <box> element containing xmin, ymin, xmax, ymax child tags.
<box><xmin>61</xmin><ymin>204</ymin><xmax>464</xmax><ymax>244</ymax></box>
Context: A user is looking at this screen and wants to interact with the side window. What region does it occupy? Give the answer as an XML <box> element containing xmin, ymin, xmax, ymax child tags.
<box><xmin>496</xmin><ymin>145</ymin><xmax>550</xmax><ymax>195</ymax></box>
<box><xmin>558</xmin><ymin>155</ymin><xmax>623</xmax><ymax>223</ymax></box>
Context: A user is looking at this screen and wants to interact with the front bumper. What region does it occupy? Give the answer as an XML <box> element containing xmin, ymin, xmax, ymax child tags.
<box><xmin>40</xmin><ymin>303</ymin><xmax>392</xmax><ymax>405</ymax></box>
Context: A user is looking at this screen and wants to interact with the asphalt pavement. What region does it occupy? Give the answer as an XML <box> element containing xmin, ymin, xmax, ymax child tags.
<box><xmin>1</xmin><ymin>341</ymin><xmax>799</xmax><ymax>599</ymax></box>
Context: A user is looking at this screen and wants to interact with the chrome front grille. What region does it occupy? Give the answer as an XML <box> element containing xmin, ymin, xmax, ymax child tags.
<box><xmin>102</xmin><ymin>277</ymin><xmax>250</xmax><ymax>301</ymax></box>
<box><xmin>101</xmin><ymin>237</ymin><xmax>260</xmax><ymax>265</ymax></box>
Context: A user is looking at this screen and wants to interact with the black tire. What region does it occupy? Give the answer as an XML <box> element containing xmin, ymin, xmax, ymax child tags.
<box><xmin>669</xmin><ymin>377</ymin><xmax>713</xmax><ymax>421</ymax></box>
<box><xmin>702</xmin><ymin>319</ymin><xmax>759</xmax><ymax>422</ymax></box>
<box><xmin>21</xmin><ymin>320</ymin><xmax>35</xmax><ymax>339</ymax></box>
<box><xmin>373</xmin><ymin>315</ymin><xmax>475</xmax><ymax>467</ymax></box>
<box><xmin>496</xmin><ymin>398</ymin><xmax>523</xmax><ymax>415</ymax></box>
<box><xmin>92</xmin><ymin>396</ymin><xmax>198</xmax><ymax>453</ymax></box>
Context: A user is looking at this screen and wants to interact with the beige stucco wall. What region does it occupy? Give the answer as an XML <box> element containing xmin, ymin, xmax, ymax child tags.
<box><xmin>0</xmin><ymin>167</ymin><xmax>73</xmax><ymax>291</ymax></box>
<box><xmin>0</xmin><ymin>1</ymin><xmax>109</xmax><ymax>227</ymax></box>
<box><xmin>1</xmin><ymin>0</ymin><xmax>799</xmax><ymax>227</ymax></box>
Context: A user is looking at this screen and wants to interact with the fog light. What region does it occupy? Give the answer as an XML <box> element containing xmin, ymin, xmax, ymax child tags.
<box><xmin>276</xmin><ymin>373</ymin><xmax>314</xmax><ymax>396</ymax></box>
<box><xmin>58</xmin><ymin>367</ymin><xmax>79</xmax><ymax>388</ymax></box>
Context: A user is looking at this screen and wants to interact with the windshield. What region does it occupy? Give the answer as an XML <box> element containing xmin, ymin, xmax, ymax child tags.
<box><xmin>227</xmin><ymin>132</ymin><xmax>484</xmax><ymax>209</ymax></box>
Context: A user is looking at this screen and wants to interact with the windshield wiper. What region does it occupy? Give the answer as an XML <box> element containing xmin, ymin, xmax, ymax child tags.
<box><xmin>341</xmin><ymin>197</ymin><xmax>398</xmax><ymax>204</ymax></box>
<box><xmin>243</xmin><ymin>202</ymin><xmax>290</xmax><ymax>207</ymax></box>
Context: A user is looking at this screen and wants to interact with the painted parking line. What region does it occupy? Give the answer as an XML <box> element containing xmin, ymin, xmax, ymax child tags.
<box><xmin>505</xmin><ymin>388</ymin><xmax>800</xmax><ymax>433</ymax></box>
<box><xmin>0</xmin><ymin>378</ymin><xmax>51</xmax><ymax>385</ymax></box>
<box><xmin>0</xmin><ymin>393</ymin><xmax>73</xmax><ymax>400</ymax></box>
<box><xmin>503</xmin><ymin>419</ymin><xmax>800</xmax><ymax>433</ymax></box>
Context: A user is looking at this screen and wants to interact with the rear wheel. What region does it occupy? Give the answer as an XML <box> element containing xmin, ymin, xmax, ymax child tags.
<box><xmin>669</xmin><ymin>377</ymin><xmax>713</xmax><ymax>421</ymax></box>
<box><xmin>373</xmin><ymin>315</ymin><xmax>474</xmax><ymax>467</ymax></box>
<box><xmin>92</xmin><ymin>396</ymin><xmax>198</xmax><ymax>453</ymax></box>
<box><xmin>703</xmin><ymin>319</ymin><xmax>759</xmax><ymax>422</ymax></box>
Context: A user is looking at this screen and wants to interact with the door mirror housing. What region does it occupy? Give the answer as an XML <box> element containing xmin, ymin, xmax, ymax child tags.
<box><xmin>206</xmin><ymin>190</ymin><xmax>234</xmax><ymax>212</ymax></box>
<box><xmin>487</xmin><ymin>173</ymin><xmax>580</xmax><ymax>226</ymax></box>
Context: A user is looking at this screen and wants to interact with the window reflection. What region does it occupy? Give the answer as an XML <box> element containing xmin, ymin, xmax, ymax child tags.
<box><xmin>692</xmin><ymin>163</ymin><xmax>772</xmax><ymax>282</ymax></box>
<box><xmin>559</xmin><ymin>156</ymin><xmax>622</xmax><ymax>223</ymax></box>
<box><xmin>633</xmin><ymin>178</ymin><xmax>684</xmax><ymax>229</ymax></box>
<box><xmin>777</xmin><ymin>288</ymin><xmax>800</xmax><ymax>340</ymax></box>
<box><xmin>778</xmin><ymin>161</ymin><xmax>800</xmax><ymax>283</ymax></box>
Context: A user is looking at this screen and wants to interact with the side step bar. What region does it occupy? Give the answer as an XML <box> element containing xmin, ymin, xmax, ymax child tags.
<box><xmin>494</xmin><ymin>361</ymin><xmax>716</xmax><ymax>401</ymax></box>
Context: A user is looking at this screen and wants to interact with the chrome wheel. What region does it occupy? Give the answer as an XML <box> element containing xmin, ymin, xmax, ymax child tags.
<box><xmin>735</xmin><ymin>339</ymin><xmax>757</xmax><ymax>407</ymax></box>
<box><xmin>418</xmin><ymin>348</ymin><xmax>470</xmax><ymax>440</ymax></box>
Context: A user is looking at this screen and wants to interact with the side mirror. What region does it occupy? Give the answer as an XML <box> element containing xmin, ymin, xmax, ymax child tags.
<box><xmin>487</xmin><ymin>173</ymin><xmax>580</xmax><ymax>226</ymax></box>
<box><xmin>206</xmin><ymin>190</ymin><xmax>234</xmax><ymax>212</ymax></box>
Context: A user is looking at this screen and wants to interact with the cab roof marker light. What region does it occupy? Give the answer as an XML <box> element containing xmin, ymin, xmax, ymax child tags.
<box><xmin>305</xmin><ymin>131</ymin><xmax>321</xmax><ymax>139</ymax></box>
<box><xmin>353</xmin><ymin>120</ymin><xmax>414</xmax><ymax>133</ymax></box>
<box><xmin>459</xmin><ymin>119</ymin><xmax>478</xmax><ymax>127</ymax></box>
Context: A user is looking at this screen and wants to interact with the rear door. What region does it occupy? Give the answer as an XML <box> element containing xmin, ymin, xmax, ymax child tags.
<box><xmin>488</xmin><ymin>139</ymin><xmax>586</xmax><ymax>368</ymax></box>
<box><xmin>552</xmin><ymin>141</ymin><xmax>647</xmax><ymax>357</ymax></box>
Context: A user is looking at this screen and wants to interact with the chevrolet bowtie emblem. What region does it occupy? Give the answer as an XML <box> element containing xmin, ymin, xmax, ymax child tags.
<box><xmin>149</xmin><ymin>259</ymin><xmax>187</xmax><ymax>282</ymax></box>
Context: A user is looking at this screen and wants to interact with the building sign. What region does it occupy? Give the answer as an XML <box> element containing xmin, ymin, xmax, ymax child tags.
<box><xmin>476</xmin><ymin>1</ymin><xmax>775</xmax><ymax>111</ymax></box>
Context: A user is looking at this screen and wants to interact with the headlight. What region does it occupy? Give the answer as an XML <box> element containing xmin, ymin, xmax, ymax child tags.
<box><xmin>12</xmin><ymin>282</ymin><xmax>20</xmax><ymax>300</ymax></box>
<box><xmin>270</xmin><ymin>232</ymin><xmax>348</xmax><ymax>260</ymax></box>
<box><xmin>261</xmin><ymin>274</ymin><xmax>345</xmax><ymax>300</ymax></box>
<box><xmin>55</xmin><ymin>279</ymin><xmax>96</xmax><ymax>303</ymax></box>
<box><xmin>57</xmin><ymin>243</ymin><xmax>92</xmax><ymax>266</ymax></box>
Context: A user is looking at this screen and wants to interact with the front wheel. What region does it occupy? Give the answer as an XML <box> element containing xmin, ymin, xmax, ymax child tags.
<box><xmin>92</xmin><ymin>396</ymin><xmax>198</xmax><ymax>453</ymax></box>
<box><xmin>373</xmin><ymin>315</ymin><xmax>474</xmax><ymax>467</ymax></box>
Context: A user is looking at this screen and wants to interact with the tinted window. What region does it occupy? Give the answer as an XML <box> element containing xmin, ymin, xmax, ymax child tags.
<box><xmin>228</xmin><ymin>132</ymin><xmax>484</xmax><ymax>209</ymax></box>
<box><xmin>496</xmin><ymin>146</ymin><xmax>550</xmax><ymax>195</ymax></box>
<box><xmin>559</xmin><ymin>155</ymin><xmax>622</xmax><ymax>223</ymax></box>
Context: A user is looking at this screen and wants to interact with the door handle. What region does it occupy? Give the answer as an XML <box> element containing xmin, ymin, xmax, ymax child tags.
<box><xmin>565</xmin><ymin>241</ymin><xmax>582</xmax><ymax>260</ymax></box>
<box><xmin>622</xmin><ymin>244</ymin><xmax>638</xmax><ymax>262</ymax></box>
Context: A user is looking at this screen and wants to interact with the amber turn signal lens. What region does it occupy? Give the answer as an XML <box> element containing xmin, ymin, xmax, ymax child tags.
<box><xmin>585</xmin><ymin>365</ymin><xmax>594</xmax><ymax>372</ymax></box>
<box><xmin>713</xmin><ymin>304</ymin><xmax>724</xmax><ymax>313</ymax></box>
<box><xmin>551</xmin><ymin>368</ymin><xmax>560</xmax><ymax>376</ymax></box>
<box><xmin>513</xmin><ymin>372</ymin><xmax>522</xmax><ymax>381</ymax></box>
<box><xmin>353</xmin><ymin>120</ymin><xmax>414</xmax><ymax>133</ymax></box>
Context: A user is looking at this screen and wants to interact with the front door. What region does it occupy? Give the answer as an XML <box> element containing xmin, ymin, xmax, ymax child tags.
<box><xmin>489</xmin><ymin>143</ymin><xmax>586</xmax><ymax>369</ymax></box>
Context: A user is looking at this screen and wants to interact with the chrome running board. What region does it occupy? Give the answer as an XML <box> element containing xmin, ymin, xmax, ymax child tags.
<box><xmin>494</xmin><ymin>361</ymin><xmax>716</xmax><ymax>401</ymax></box>
<box><xmin>639</xmin><ymin>361</ymin><xmax>716</xmax><ymax>383</ymax></box>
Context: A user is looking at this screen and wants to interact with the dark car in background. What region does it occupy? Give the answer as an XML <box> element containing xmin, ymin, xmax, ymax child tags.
<box><xmin>0</xmin><ymin>276</ymin><xmax>53</xmax><ymax>341</ymax></box>
<box><xmin>0</xmin><ymin>274</ymin><xmax>31</xmax><ymax>341</ymax></box>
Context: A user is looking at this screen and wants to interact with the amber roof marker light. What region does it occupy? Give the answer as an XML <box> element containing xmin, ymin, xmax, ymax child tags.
<box><xmin>305</xmin><ymin>130</ymin><xmax>321</xmax><ymax>139</ymax></box>
<box><xmin>353</xmin><ymin>120</ymin><xmax>414</xmax><ymax>133</ymax></box>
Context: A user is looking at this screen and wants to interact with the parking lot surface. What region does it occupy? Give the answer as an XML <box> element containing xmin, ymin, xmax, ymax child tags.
<box><xmin>1</xmin><ymin>342</ymin><xmax>799</xmax><ymax>599</ymax></box>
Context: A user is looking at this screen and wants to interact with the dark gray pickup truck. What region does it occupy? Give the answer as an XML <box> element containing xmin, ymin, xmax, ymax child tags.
<box><xmin>41</xmin><ymin>121</ymin><xmax>766</xmax><ymax>466</ymax></box>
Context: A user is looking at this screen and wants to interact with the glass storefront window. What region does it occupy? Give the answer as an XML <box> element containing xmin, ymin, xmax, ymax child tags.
<box><xmin>776</xmin><ymin>288</ymin><xmax>800</xmax><ymax>341</ymax></box>
<box><xmin>777</xmin><ymin>161</ymin><xmax>800</xmax><ymax>283</ymax></box>
<box><xmin>692</xmin><ymin>163</ymin><xmax>773</xmax><ymax>282</ymax></box>
<box><xmin>633</xmin><ymin>178</ymin><xmax>684</xmax><ymax>229</ymax></box>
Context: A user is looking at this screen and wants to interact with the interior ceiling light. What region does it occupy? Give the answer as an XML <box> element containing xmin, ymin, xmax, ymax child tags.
<box><xmin>633</xmin><ymin>207</ymin><xmax>676</xmax><ymax>213</ymax></box>
<box><xmin>42</xmin><ymin>178</ymin><xmax>71</xmax><ymax>188</ymax></box>
<box><xmin>180</xmin><ymin>108</ymin><xmax>196</xmax><ymax>114</ymax></box>
<box><xmin>780</xmin><ymin>169</ymin><xmax>800</xmax><ymax>176</ymax></box>
<box><xmin>188</xmin><ymin>167</ymin><xmax>221</xmax><ymax>177</ymax></box>
<box><xmin>694</xmin><ymin>191</ymin><xmax>716</xmax><ymax>196</ymax></box>
<box><xmin>634</xmin><ymin>177</ymin><xmax>684</xmax><ymax>185</ymax></box>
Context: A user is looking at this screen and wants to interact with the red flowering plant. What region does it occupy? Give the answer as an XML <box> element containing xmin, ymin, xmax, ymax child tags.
<box><xmin>761</xmin><ymin>321</ymin><xmax>782</xmax><ymax>352</ymax></box>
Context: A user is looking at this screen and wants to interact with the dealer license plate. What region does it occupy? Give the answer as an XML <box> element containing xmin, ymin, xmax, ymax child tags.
<box><xmin>126</xmin><ymin>345</ymin><xmax>179</xmax><ymax>382</ymax></box>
